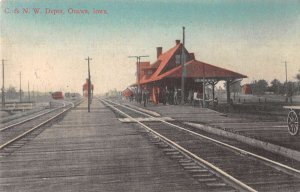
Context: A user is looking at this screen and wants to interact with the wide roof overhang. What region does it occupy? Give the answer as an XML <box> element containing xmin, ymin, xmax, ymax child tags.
<box><xmin>139</xmin><ymin>60</ymin><xmax>247</xmax><ymax>85</ymax></box>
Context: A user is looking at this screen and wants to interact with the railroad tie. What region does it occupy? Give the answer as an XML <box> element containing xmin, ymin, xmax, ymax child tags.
<box><xmin>186</xmin><ymin>168</ymin><xmax>208</xmax><ymax>173</ymax></box>
<box><xmin>206</xmin><ymin>182</ymin><xmax>228</xmax><ymax>187</ymax></box>
<box><xmin>162</xmin><ymin>148</ymin><xmax>177</xmax><ymax>152</ymax></box>
<box><xmin>197</xmin><ymin>177</ymin><xmax>217</xmax><ymax>182</ymax></box>
<box><xmin>192</xmin><ymin>172</ymin><xmax>213</xmax><ymax>178</ymax></box>
<box><xmin>165</xmin><ymin>151</ymin><xmax>180</xmax><ymax>155</ymax></box>
<box><xmin>180</xmin><ymin>162</ymin><xmax>197</xmax><ymax>166</ymax></box>
<box><xmin>6</xmin><ymin>144</ymin><xmax>23</xmax><ymax>148</ymax></box>
<box><xmin>178</xmin><ymin>159</ymin><xmax>193</xmax><ymax>163</ymax></box>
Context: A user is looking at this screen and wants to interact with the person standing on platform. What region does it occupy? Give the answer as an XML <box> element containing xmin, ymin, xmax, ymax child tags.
<box><xmin>161</xmin><ymin>88</ymin><xmax>166</xmax><ymax>105</ymax></box>
<box><xmin>174</xmin><ymin>88</ymin><xmax>178</xmax><ymax>105</ymax></box>
<box><xmin>165</xmin><ymin>88</ymin><xmax>169</xmax><ymax>105</ymax></box>
<box><xmin>188</xmin><ymin>90</ymin><xmax>193</xmax><ymax>104</ymax></box>
<box><xmin>143</xmin><ymin>89</ymin><xmax>149</xmax><ymax>107</ymax></box>
<box><xmin>142</xmin><ymin>89</ymin><xmax>146</xmax><ymax>107</ymax></box>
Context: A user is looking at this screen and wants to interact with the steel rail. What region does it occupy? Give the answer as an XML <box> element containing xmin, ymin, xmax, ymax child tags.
<box><xmin>103</xmin><ymin>98</ymin><xmax>300</xmax><ymax>178</ymax></box>
<box><xmin>0</xmin><ymin>100</ymin><xmax>80</xmax><ymax>150</ymax></box>
<box><xmin>99</xmin><ymin>98</ymin><xmax>257</xmax><ymax>192</ymax></box>
<box><xmin>0</xmin><ymin>101</ymin><xmax>76</xmax><ymax>132</ymax></box>
<box><xmin>0</xmin><ymin>107</ymin><xmax>62</xmax><ymax>132</ymax></box>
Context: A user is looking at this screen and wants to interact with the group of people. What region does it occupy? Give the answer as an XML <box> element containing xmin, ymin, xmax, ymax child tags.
<box><xmin>156</xmin><ymin>88</ymin><xmax>184</xmax><ymax>105</ymax></box>
<box><xmin>129</xmin><ymin>87</ymin><xmax>218</xmax><ymax>107</ymax></box>
<box><xmin>133</xmin><ymin>87</ymin><xmax>179</xmax><ymax>106</ymax></box>
<box><xmin>130</xmin><ymin>90</ymin><xmax>150</xmax><ymax>107</ymax></box>
<box><xmin>142</xmin><ymin>89</ymin><xmax>150</xmax><ymax>107</ymax></box>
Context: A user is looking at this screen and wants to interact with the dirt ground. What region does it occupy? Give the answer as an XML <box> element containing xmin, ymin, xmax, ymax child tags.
<box><xmin>212</xmin><ymin>102</ymin><xmax>296</xmax><ymax>122</ymax></box>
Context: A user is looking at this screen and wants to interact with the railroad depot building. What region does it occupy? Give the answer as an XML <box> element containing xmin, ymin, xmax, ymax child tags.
<box><xmin>126</xmin><ymin>40</ymin><xmax>247</xmax><ymax>104</ymax></box>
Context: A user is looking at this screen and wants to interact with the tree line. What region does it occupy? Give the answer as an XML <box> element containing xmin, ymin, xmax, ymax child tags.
<box><xmin>249</xmin><ymin>70</ymin><xmax>300</xmax><ymax>96</ymax></box>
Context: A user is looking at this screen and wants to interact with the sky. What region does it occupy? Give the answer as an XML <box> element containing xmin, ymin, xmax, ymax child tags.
<box><xmin>1</xmin><ymin>0</ymin><xmax>300</xmax><ymax>94</ymax></box>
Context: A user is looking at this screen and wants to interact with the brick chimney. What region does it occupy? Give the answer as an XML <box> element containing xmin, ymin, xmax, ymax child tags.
<box><xmin>156</xmin><ymin>47</ymin><xmax>162</xmax><ymax>59</ymax></box>
<box><xmin>189</xmin><ymin>53</ymin><xmax>195</xmax><ymax>60</ymax></box>
<box><xmin>175</xmin><ymin>40</ymin><xmax>180</xmax><ymax>45</ymax></box>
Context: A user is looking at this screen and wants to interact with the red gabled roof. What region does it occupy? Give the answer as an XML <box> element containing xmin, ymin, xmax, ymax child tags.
<box><xmin>139</xmin><ymin>43</ymin><xmax>182</xmax><ymax>84</ymax></box>
<box><xmin>137</xmin><ymin>41</ymin><xmax>247</xmax><ymax>85</ymax></box>
<box><xmin>122</xmin><ymin>88</ymin><xmax>134</xmax><ymax>97</ymax></box>
<box><xmin>149</xmin><ymin>60</ymin><xmax>161</xmax><ymax>69</ymax></box>
<box><xmin>161</xmin><ymin>60</ymin><xmax>247</xmax><ymax>79</ymax></box>
<box><xmin>151</xmin><ymin>43</ymin><xmax>182</xmax><ymax>78</ymax></box>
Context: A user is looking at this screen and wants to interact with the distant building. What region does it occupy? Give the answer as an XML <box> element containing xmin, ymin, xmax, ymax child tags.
<box><xmin>122</xmin><ymin>88</ymin><xmax>134</xmax><ymax>98</ymax></box>
<box><xmin>242</xmin><ymin>84</ymin><xmax>252</xmax><ymax>94</ymax></box>
<box><xmin>82</xmin><ymin>79</ymin><xmax>94</xmax><ymax>97</ymax></box>
<box><xmin>130</xmin><ymin>40</ymin><xmax>247</xmax><ymax>103</ymax></box>
<box><xmin>51</xmin><ymin>91</ymin><xmax>64</xmax><ymax>100</ymax></box>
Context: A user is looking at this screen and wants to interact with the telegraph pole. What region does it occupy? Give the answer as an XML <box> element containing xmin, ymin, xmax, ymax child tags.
<box><xmin>282</xmin><ymin>61</ymin><xmax>288</xmax><ymax>103</ymax></box>
<box><xmin>202</xmin><ymin>64</ymin><xmax>206</xmax><ymax>108</ymax></box>
<box><xmin>181</xmin><ymin>26</ymin><xmax>185</xmax><ymax>104</ymax></box>
<box><xmin>85</xmin><ymin>57</ymin><xmax>92</xmax><ymax>112</ymax></box>
<box><xmin>128</xmin><ymin>55</ymin><xmax>149</xmax><ymax>103</ymax></box>
<box><xmin>28</xmin><ymin>81</ymin><xmax>30</xmax><ymax>102</ymax></box>
<box><xmin>19</xmin><ymin>72</ymin><xmax>22</xmax><ymax>102</ymax></box>
<box><xmin>1</xmin><ymin>59</ymin><xmax>6</xmax><ymax>108</ymax></box>
<box><xmin>32</xmin><ymin>85</ymin><xmax>35</xmax><ymax>102</ymax></box>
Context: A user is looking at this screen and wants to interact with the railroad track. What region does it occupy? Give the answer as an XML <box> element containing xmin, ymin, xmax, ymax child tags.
<box><xmin>0</xmin><ymin>99</ymin><xmax>82</xmax><ymax>156</ymax></box>
<box><xmin>100</xmin><ymin>98</ymin><xmax>300</xmax><ymax>192</ymax></box>
<box><xmin>0</xmin><ymin>107</ymin><xmax>64</xmax><ymax>132</ymax></box>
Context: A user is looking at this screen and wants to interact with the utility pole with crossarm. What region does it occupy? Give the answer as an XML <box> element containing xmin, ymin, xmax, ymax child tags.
<box><xmin>85</xmin><ymin>57</ymin><xmax>92</xmax><ymax>112</ymax></box>
<box><xmin>181</xmin><ymin>26</ymin><xmax>186</xmax><ymax>105</ymax></box>
<box><xmin>1</xmin><ymin>59</ymin><xmax>6</xmax><ymax>108</ymax></box>
<box><xmin>282</xmin><ymin>61</ymin><xmax>288</xmax><ymax>103</ymax></box>
<box><xmin>128</xmin><ymin>55</ymin><xmax>149</xmax><ymax>103</ymax></box>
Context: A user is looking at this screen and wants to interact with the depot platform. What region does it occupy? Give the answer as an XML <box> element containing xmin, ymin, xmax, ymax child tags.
<box><xmin>0</xmin><ymin>100</ymin><xmax>205</xmax><ymax>192</ymax></box>
<box><xmin>122</xmin><ymin>100</ymin><xmax>300</xmax><ymax>162</ymax></box>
